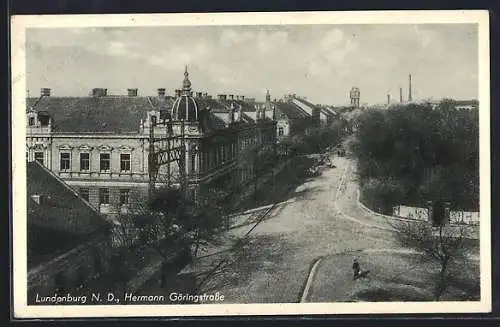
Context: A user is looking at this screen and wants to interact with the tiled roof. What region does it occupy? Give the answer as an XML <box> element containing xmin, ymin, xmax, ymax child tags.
<box><xmin>27</xmin><ymin>160</ymin><xmax>107</xmax><ymax>267</ymax></box>
<box><xmin>27</xmin><ymin>96</ymin><xmax>267</xmax><ymax>134</ymax></box>
<box><xmin>321</xmin><ymin>107</ymin><xmax>338</xmax><ymax>117</ymax></box>
<box><xmin>202</xmin><ymin>111</ymin><xmax>230</xmax><ymax>130</ymax></box>
<box><xmin>274</xmin><ymin>102</ymin><xmax>310</xmax><ymax>120</ymax></box>
<box><xmin>27</xmin><ymin>161</ymin><xmax>106</xmax><ymax>234</ymax></box>
<box><xmin>212</xmin><ymin>112</ymin><xmax>230</xmax><ymax>127</ymax></box>
<box><xmin>452</xmin><ymin>99</ymin><xmax>479</xmax><ymax>106</ymax></box>
<box><xmin>196</xmin><ymin>98</ymin><xmax>228</xmax><ymax>113</ymax></box>
<box><xmin>27</xmin><ymin>96</ymin><xmax>175</xmax><ymax>133</ymax></box>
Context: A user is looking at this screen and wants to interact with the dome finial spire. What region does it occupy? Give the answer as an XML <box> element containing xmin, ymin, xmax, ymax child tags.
<box><xmin>182</xmin><ymin>65</ymin><xmax>192</xmax><ymax>94</ymax></box>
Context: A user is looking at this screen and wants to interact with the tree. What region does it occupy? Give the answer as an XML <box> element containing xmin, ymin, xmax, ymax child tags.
<box><xmin>391</xmin><ymin>219</ymin><xmax>475</xmax><ymax>299</ymax></box>
<box><xmin>350</xmin><ymin>103</ymin><xmax>479</xmax><ymax>212</ymax></box>
<box><xmin>111</xmin><ymin>186</ymin><xmax>229</xmax><ymax>292</ymax></box>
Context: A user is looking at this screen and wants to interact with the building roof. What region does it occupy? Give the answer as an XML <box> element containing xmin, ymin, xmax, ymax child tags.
<box><xmin>274</xmin><ymin>101</ymin><xmax>310</xmax><ymax>120</ymax></box>
<box><xmin>321</xmin><ymin>106</ymin><xmax>338</xmax><ymax>116</ymax></box>
<box><xmin>27</xmin><ymin>160</ymin><xmax>107</xmax><ymax>267</ymax></box>
<box><xmin>27</xmin><ymin>161</ymin><xmax>106</xmax><ymax>234</ymax></box>
<box><xmin>27</xmin><ymin>95</ymin><xmax>174</xmax><ymax>133</ymax></box>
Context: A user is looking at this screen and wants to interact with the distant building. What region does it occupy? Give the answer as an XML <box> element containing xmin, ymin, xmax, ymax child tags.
<box><xmin>27</xmin><ymin>160</ymin><xmax>112</xmax><ymax>302</ymax></box>
<box><xmin>273</xmin><ymin>94</ymin><xmax>340</xmax><ymax>139</ymax></box>
<box><xmin>349</xmin><ymin>87</ymin><xmax>360</xmax><ymax>108</ymax></box>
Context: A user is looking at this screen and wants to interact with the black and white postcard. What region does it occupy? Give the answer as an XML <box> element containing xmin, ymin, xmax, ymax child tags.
<box><xmin>11</xmin><ymin>10</ymin><xmax>491</xmax><ymax>318</ymax></box>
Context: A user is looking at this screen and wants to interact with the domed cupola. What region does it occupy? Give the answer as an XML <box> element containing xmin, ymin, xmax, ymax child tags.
<box><xmin>171</xmin><ymin>66</ymin><xmax>199</xmax><ymax>122</ymax></box>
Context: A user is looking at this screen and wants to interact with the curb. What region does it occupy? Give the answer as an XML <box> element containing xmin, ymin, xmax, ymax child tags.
<box><xmin>299</xmin><ymin>256</ymin><xmax>323</xmax><ymax>303</ymax></box>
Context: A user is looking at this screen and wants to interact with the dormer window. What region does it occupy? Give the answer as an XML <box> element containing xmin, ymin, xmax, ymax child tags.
<box><xmin>28</xmin><ymin>117</ymin><xmax>35</xmax><ymax>126</ymax></box>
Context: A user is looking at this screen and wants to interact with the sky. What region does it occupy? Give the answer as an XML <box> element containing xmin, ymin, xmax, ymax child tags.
<box><xmin>25</xmin><ymin>24</ymin><xmax>478</xmax><ymax>105</ymax></box>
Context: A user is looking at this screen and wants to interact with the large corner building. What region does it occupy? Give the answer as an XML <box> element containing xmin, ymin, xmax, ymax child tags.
<box><xmin>26</xmin><ymin>68</ymin><xmax>277</xmax><ymax>217</ymax></box>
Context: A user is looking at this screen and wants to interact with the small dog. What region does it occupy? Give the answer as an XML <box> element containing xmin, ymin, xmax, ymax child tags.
<box><xmin>357</xmin><ymin>270</ymin><xmax>371</xmax><ymax>279</ymax></box>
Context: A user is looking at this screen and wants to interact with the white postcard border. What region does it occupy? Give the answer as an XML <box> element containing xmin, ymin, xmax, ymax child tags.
<box><xmin>11</xmin><ymin>10</ymin><xmax>491</xmax><ymax>318</ymax></box>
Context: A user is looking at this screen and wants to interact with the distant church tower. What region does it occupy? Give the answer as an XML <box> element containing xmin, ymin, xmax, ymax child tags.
<box><xmin>349</xmin><ymin>87</ymin><xmax>360</xmax><ymax>108</ymax></box>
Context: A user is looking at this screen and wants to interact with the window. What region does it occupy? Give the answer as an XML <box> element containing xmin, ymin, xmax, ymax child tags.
<box><xmin>34</xmin><ymin>152</ymin><xmax>44</xmax><ymax>165</ymax></box>
<box><xmin>191</xmin><ymin>154</ymin><xmax>196</xmax><ymax>173</ymax></box>
<box><xmin>79</xmin><ymin>188</ymin><xmax>89</xmax><ymax>202</ymax></box>
<box><xmin>60</xmin><ymin>152</ymin><xmax>71</xmax><ymax>171</ymax></box>
<box><xmin>100</xmin><ymin>153</ymin><xmax>110</xmax><ymax>172</ymax></box>
<box><xmin>80</xmin><ymin>153</ymin><xmax>90</xmax><ymax>171</ymax></box>
<box><xmin>29</xmin><ymin>117</ymin><xmax>35</xmax><ymax>126</ymax></box>
<box><xmin>120</xmin><ymin>154</ymin><xmax>131</xmax><ymax>172</ymax></box>
<box><xmin>278</xmin><ymin>127</ymin><xmax>284</xmax><ymax>136</ymax></box>
<box><xmin>98</xmin><ymin>188</ymin><xmax>109</xmax><ymax>205</ymax></box>
<box><xmin>119</xmin><ymin>189</ymin><xmax>130</xmax><ymax>206</ymax></box>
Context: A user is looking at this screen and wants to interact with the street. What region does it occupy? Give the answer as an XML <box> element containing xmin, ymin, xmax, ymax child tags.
<box><xmin>198</xmin><ymin>156</ymin><xmax>400</xmax><ymax>303</ymax></box>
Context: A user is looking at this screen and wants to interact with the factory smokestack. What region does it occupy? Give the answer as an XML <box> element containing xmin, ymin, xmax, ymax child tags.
<box><xmin>408</xmin><ymin>74</ymin><xmax>412</xmax><ymax>102</ymax></box>
<box><xmin>400</xmin><ymin>87</ymin><xmax>403</xmax><ymax>103</ymax></box>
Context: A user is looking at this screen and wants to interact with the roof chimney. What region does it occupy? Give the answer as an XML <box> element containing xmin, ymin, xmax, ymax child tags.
<box><xmin>40</xmin><ymin>88</ymin><xmax>51</xmax><ymax>97</ymax></box>
<box><xmin>196</xmin><ymin>92</ymin><xmax>203</xmax><ymax>98</ymax></box>
<box><xmin>92</xmin><ymin>88</ymin><xmax>107</xmax><ymax>97</ymax></box>
<box><xmin>157</xmin><ymin>88</ymin><xmax>166</xmax><ymax>97</ymax></box>
<box><xmin>399</xmin><ymin>87</ymin><xmax>403</xmax><ymax>103</ymax></box>
<box><xmin>387</xmin><ymin>94</ymin><xmax>390</xmax><ymax>105</ymax></box>
<box><xmin>229</xmin><ymin>94</ymin><xmax>234</xmax><ymax>100</ymax></box>
<box><xmin>203</xmin><ymin>92</ymin><xmax>208</xmax><ymax>98</ymax></box>
<box><xmin>127</xmin><ymin>88</ymin><xmax>138</xmax><ymax>97</ymax></box>
<box><xmin>229</xmin><ymin>102</ymin><xmax>235</xmax><ymax>123</ymax></box>
<box><xmin>241</xmin><ymin>95</ymin><xmax>245</xmax><ymax>101</ymax></box>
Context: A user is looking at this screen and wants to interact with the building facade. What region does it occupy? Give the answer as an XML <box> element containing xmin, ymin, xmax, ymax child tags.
<box><xmin>26</xmin><ymin>68</ymin><xmax>276</xmax><ymax>217</ymax></box>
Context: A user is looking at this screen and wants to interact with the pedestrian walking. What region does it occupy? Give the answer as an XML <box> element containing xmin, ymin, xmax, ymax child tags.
<box><xmin>352</xmin><ymin>258</ymin><xmax>361</xmax><ymax>280</ymax></box>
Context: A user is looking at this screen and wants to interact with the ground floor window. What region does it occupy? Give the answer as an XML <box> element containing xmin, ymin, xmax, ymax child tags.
<box><xmin>79</xmin><ymin>188</ymin><xmax>90</xmax><ymax>202</ymax></box>
<box><xmin>119</xmin><ymin>189</ymin><xmax>130</xmax><ymax>205</ymax></box>
<box><xmin>99</xmin><ymin>188</ymin><xmax>110</xmax><ymax>205</ymax></box>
